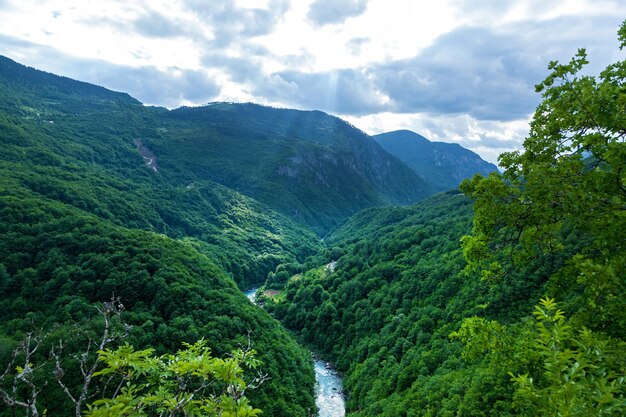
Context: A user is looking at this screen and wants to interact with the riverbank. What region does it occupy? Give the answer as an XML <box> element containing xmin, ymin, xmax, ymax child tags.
<box><xmin>244</xmin><ymin>288</ymin><xmax>345</xmax><ymax>417</ymax></box>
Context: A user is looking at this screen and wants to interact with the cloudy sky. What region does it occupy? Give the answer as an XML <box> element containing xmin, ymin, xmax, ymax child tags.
<box><xmin>1</xmin><ymin>0</ymin><xmax>624</xmax><ymax>163</ymax></box>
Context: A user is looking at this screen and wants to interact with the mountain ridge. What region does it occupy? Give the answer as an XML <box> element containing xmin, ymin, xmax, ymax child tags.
<box><xmin>374</xmin><ymin>129</ymin><xmax>499</xmax><ymax>191</ymax></box>
<box><xmin>0</xmin><ymin>53</ymin><xmax>496</xmax><ymax>233</ymax></box>
<box><xmin>149</xmin><ymin>102</ymin><xmax>435</xmax><ymax>234</ymax></box>
<box><xmin>0</xmin><ymin>54</ymin><xmax>437</xmax><ymax>235</ymax></box>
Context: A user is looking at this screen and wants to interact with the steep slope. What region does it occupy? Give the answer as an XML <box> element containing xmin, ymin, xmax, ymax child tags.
<box><xmin>1</xmin><ymin>54</ymin><xmax>434</xmax><ymax>236</ymax></box>
<box><xmin>0</xmin><ymin>55</ymin><xmax>321</xmax><ymax>289</ymax></box>
<box><xmin>374</xmin><ymin>130</ymin><xmax>498</xmax><ymax>192</ymax></box>
<box><xmin>0</xmin><ymin>55</ymin><xmax>318</xmax><ymax>415</ymax></box>
<box><xmin>0</xmin><ymin>55</ymin><xmax>141</xmax><ymax>115</ymax></box>
<box><xmin>266</xmin><ymin>192</ymin><xmax>552</xmax><ymax>416</ymax></box>
<box><xmin>149</xmin><ymin>103</ymin><xmax>433</xmax><ymax>234</ymax></box>
<box><xmin>0</xmin><ymin>188</ymin><xmax>315</xmax><ymax>416</ymax></box>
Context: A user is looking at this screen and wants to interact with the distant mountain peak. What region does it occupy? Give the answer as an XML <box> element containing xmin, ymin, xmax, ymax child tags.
<box><xmin>373</xmin><ymin>130</ymin><xmax>498</xmax><ymax>192</ymax></box>
<box><xmin>382</xmin><ymin>129</ymin><xmax>429</xmax><ymax>141</ymax></box>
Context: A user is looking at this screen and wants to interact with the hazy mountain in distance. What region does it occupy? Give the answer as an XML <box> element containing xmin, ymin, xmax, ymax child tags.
<box><xmin>373</xmin><ymin>130</ymin><xmax>499</xmax><ymax>191</ymax></box>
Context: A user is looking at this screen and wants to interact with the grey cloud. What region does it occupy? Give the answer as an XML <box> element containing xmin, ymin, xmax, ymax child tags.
<box><xmin>96</xmin><ymin>66</ymin><xmax>220</xmax><ymax>106</ymax></box>
<box><xmin>346</xmin><ymin>37</ymin><xmax>369</xmax><ymax>55</ymax></box>
<box><xmin>307</xmin><ymin>0</ymin><xmax>368</xmax><ymax>26</ymax></box>
<box><xmin>200</xmin><ymin>36</ymin><xmax>292</xmax><ymax>84</ymax></box>
<box><xmin>447</xmin><ymin>0</ymin><xmax>512</xmax><ymax>22</ymax></box>
<box><xmin>475</xmin><ymin>135</ymin><xmax>524</xmax><ymax>150</ymax></box>
<box><xmin>258</xmin><ymin>15</ymin><xmax>622</xmax><ymax>120</ymax></box>
<box><xmin>372</xmin><ymin>25</ymin><xmax>542</xmax><ymax>120</ymax></box>
<box><xmin>241</xmin><ymin>25</ymin><xmax>540</xmax><ymax>118</ymax></box>
<box><xmin>4</xmin><ymin>7</ymin><xmax>623</xmax><ymax>125</ymax></box>
<box><xmin>79</xmin><ymin>1</ymin><xmax>289</xmax><ymax>47</ymax></box>
<box><xmin>81</xmin><ymin>10</ymin><xmax>198</xmax><ymax>40</ymax></box>
<box><xmin>132</xmin><ymin>10</ymin><xmax>190</xmax><ymax>38</ymax></box>
<box><xmin>183</xmin><ymin>0</ymin><xmax>289</xmax><ymax>46</ymax></box>
<box><xmin>416</xmin><ymin>117</ymin><xmax>526</xmax><ymax>160</ymax></box>
<box><xmin>201</xmin><ymin>47</ymin><xmax>317</xmax><ymax>97</ymax></box>
<box><xmin>203</xmin><ymin>52</ymin><xmax>263</xmax><ymax>84</ymax></box>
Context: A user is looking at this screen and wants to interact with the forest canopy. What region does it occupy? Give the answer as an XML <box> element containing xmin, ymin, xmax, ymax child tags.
<box><xmin>459</xmin><ymin>21</ymin><xmax>626</xmax><ymax>416</ymax></box>
<box><xmin>267</xmin><ymin>23</ymin><xmax>626</xmax><ymax>416</ymax></box>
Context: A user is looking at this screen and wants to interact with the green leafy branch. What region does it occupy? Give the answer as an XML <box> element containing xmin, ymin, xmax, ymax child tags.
<box><xmin>86</xmin><ymin>339</ymin><xmax>263</xmax><ymax>417</ymax></box>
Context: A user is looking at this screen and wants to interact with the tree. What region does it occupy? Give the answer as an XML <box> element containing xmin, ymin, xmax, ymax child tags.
<box><xmin>85</xmin><ymin>339</ymin><xmax>264</xmax><ymax>417</ymax></box>
<box><xmin>510</xmin><ymin>298</ymin><xmax>625</xmax><ymax>416</ymax></box>
<box><xmin>460</xmin><ymin>21</ymin><xmax>626</xmax><ymax>415</ymax></box>
<box><xmin>0</xmin><ymin>300</ymin><xmax>265</xmax><ymax>417</ymax></box>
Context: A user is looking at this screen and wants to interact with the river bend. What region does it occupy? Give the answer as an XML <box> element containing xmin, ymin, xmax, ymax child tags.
<box><xmin>244</xmin><ymin>288</ymin><xmax>345</xmax><ymax>417</ymax></box>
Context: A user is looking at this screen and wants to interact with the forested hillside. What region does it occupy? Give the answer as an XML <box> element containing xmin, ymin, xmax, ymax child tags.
<box><xmin>0</xmin><ymin>55</ymin><xmax>319</xmax><ymax>415</ymax></box>
<box><xmin>266</xmin><ymin>191</ymin><xmax>551</xmax><ymax>415</ymax></box>
<box><xmin>0</xmin><ymin>188</ymin><xmax>315</xmax><ymax>416</ymax></box>
<box><xmin>148</xmin><ymin>103</ymin><xmax>433</xmax><ymax>234</ymax></box>
<box><xmin>265</xmin><ymin>27</ymin><xmax>626</xmax><ymax>417</ymax></box>
<box><xmin>0</xmin><ymin>55</ymin><xmax>322</xmax><ymax>289</ymax></box>
<box><xmin>374</xmin><ymin>130</ymin><xmax>498</xmax><ymax>192</ymax></box>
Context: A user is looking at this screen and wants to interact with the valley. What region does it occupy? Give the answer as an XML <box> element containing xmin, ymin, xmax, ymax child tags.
<box><xmin>245</xmin><ymin>288</ymin><xmax>346</xmax><ymax>417</ymax></box>
<box><xmin>1</xmin><ymin>37</ymin><xmax>624</xmax><ymax>417</ymax></box>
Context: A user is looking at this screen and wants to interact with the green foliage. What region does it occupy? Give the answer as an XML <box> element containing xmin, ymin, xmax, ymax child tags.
<box><xmin>460</xmin><ymin>31</ymin><xmax>626</xmax><ymax>334</ymax></box>
<box><xmin>86</xmin><ymin>340</ymin><xmax>262</xmax><ymax>417</ymax></box>
<box><xmin>268</xmin><ymin>192</ymin><xmax>543</xmax><ymax>416</ymax></box>
<box><xmin>0</xmin><ymin>328</ymin><xmax>264</xmax><ymax>417</ymax></box>
<box><xmin>449</xmin><ymin>317</ymin><xmax>508</xmax><ymax>362</ymax></box>
<box><xmin>459</xmin><ymin>23</ymin><xmax>626</xmax><ymax>417</ymax></box>
<box><xmin>510</xmin><ymin>299</ymin><xmax>625</xmax><ymax>416</ymax></box>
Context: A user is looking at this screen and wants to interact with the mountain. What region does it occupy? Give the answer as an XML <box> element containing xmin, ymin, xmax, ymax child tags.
<box><xmin>0</xmin><ymin>55</ymin><xmax>434</xmax><ymax>237</ymax></box>
<box><xmin>0</xmin><ymin>55</ymin><xmax>322</xmax><ymax>289</ymax></box>
<box><xmin>148</xmin><ymin>103</ymin><xmax>434</xmax><ymax>235</ymax></box>
<box><xmin>373</xmin><ymin>130</ymin><xmax>499</xmax><ymax>192</ymax></box>
<box><xmin>0</xmin><ymin>55</ymin><xmax>319</xmax><ymax>415</ymax></box>
<box><xmin>0</xmin><ymin>55</ymin><xmax>140</xmax><ymax>113</ymax></box>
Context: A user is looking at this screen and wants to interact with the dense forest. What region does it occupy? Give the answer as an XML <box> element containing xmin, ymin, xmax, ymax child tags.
<box><xmin>264</xmin><ymin>25</ymin><xmax>626</xmax><ymax>416</ymax></box>
<box><xmin>1</xmin><ymin>21</ymin><xmax>625</xmax><ymax>417</ymax></box>
<box><xmin>0</xmin><ymin>56</ymin><xmax>321</xmax><ymax>415</ymax></box>
<box><xmin>0</xmin><ymin>190</ymin><xmax>315</xmax><ymax>415</ymax></box>
<box><xmin>266</xmin><ymin>191</ymin><xmax>545</xmax><ymax>415</ymax></box>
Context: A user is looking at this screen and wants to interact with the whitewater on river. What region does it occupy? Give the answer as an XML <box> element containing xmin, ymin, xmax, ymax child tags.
<box><xmin>244</xmin><ymin>288</ymin><xmax>345</xmax><ymax>417</ymax></box>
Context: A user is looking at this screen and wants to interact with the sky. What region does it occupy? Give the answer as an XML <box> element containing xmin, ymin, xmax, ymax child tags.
<box><xmin>1</xmin><ymin>0</ymin><xmax>624</xmax><ymax>164</ymax></box>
